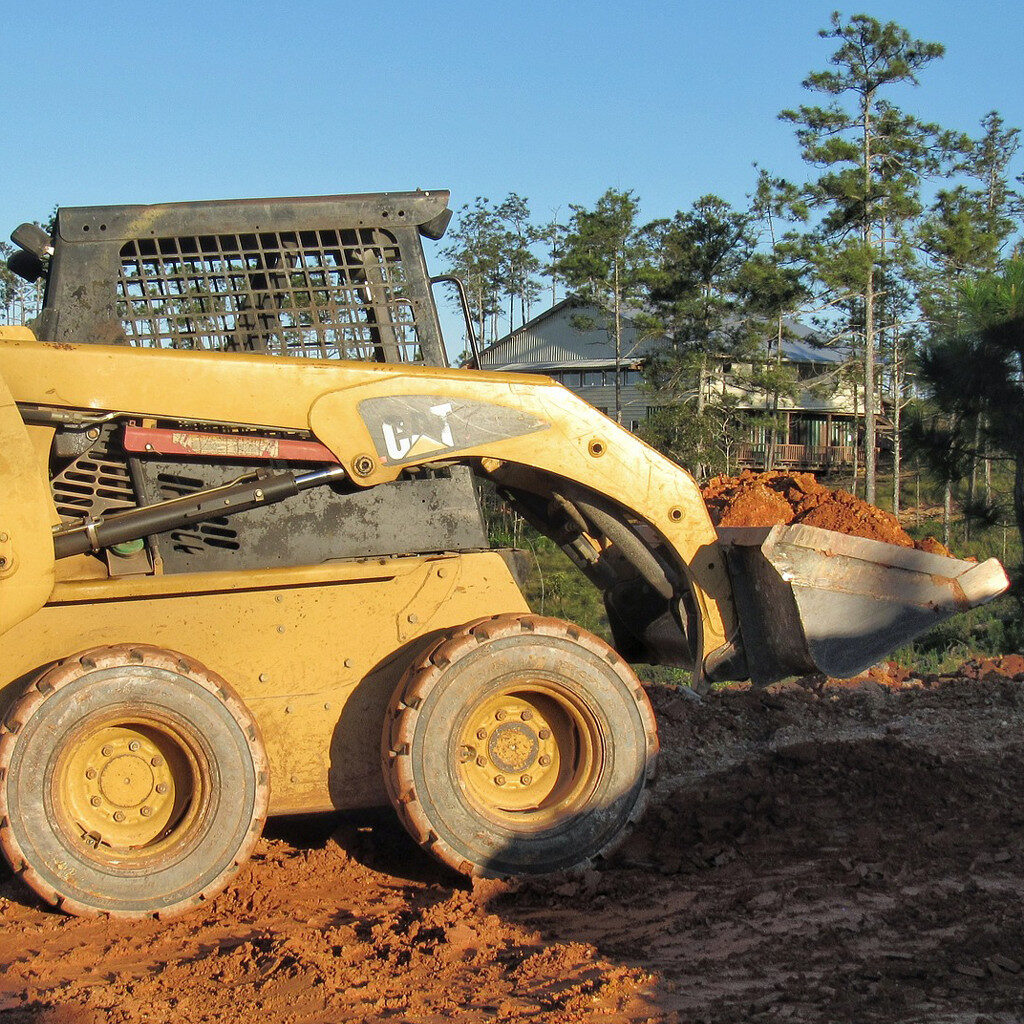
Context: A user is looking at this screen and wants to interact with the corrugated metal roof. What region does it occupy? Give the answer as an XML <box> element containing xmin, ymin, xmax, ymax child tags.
<box><xmin>494</xmin><ymin>358</ymin><xmax>643</xmax><ymax>372</ymax></box>
<box><xmin>479</xmin><ymin>299</ymin><xmax>843</xmax><ymax>369</ymax></box>
<box><xmin>478</xmin><ymin>299</ymin><xmax>666</xmax><ymax>368</ymax></box>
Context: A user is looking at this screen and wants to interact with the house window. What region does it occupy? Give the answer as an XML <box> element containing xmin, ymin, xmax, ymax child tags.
<box><xmin>621</xmin><ymin>369</ymin><xmax>641</xmax><ymax>385</ymax></box>
<box><xmin>583</xmin><ymin>371</ymin><xmax>602</xmax><ymax>386</ymax></box>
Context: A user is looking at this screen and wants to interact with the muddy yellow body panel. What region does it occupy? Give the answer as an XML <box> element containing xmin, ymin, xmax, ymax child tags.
<box><xmin>0</xmin><ymin>551</ymin><xmax>528</xmax><ymax>814</ymax></box>
<box><xmin>0</xmin><ymin>331</ymin><xmax>56</xmax><ymax>635</ymax></box>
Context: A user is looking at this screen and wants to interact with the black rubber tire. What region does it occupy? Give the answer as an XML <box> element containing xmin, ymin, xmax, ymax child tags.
<box><xmin>383</xmin><ymin>614</ymin><xmax>658</xmax><ymax>877</ymax></box>
<box><xmin>0</xmin><ymin>645</ymin><xmax>269</xmax><ymax>918</ymax></box>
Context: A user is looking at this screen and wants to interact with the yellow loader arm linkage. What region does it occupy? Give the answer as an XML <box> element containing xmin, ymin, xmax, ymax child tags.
<box><xmin>0</xmin><ymin>336</ymin><xmax>737</xmax><ymax>681</ymax></box>
<box><xmin>307</xmin><ymin>374</ymin><xmax>737</xmax><ymax>674</ymax></box>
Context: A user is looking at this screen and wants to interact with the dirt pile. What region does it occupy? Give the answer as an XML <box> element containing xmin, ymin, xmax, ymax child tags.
<box><xmin>959</xmin><ymin>653</ymin><xmax>1024</xmax><ymax>681</ymax></box>
<box><xmin>702</xmin><ymin>470</ymin><xmax>950</xmax><ymax>554</ymax></box>
<box><xmin>4</xmin><ymin>670</ymin><xmax>1024</xmax><ymax>1023</ymax></box>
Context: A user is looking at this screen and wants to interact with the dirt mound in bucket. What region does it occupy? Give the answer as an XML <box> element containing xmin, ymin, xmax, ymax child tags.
<box><xmin>701</xmin><ymin>470</ymin><xmax>950</xmax><ymax>553</ymax></box>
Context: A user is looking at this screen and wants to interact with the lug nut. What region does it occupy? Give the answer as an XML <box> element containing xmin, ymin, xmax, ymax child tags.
<box><xmin>101</xmin><ymin>745</ymin><xmax>113</xmax><ymax>757</ymax></box>
<box><xmin>476</xmin><ymin>728</ymin><xmax>487</xmax><ymax>740</ymax></box>
<box><xmin>521</xmin><ymin>709</ymin><xmax>533</xmax><ymax>721</ymax></box>
<box><xmin>90</xmin><ymin>796</ymin><xmax>102</xmax><ymax>807</ymax></box>
<box><xmin>128</xmin><ymin>741</ymin><xmax>140</xmax><ymax>752</ymax></box>
<box><xmin>151</xmin><ymin>756</ymin><xmax>163</xmax><ymax>767</ymax></box>
<box><xmin>113</xmin><ymin>811</ymin><xmax>125</xmax><ymax>822</ymax></box>
<box><xmin>494</xmin><ymin>775</ymin><xmax>506</xmax><ymax>786</ymax></box>
<box><xmin>140</xmin><ymin>806</ymin><xmax>152</xmax><ymax>817</ymax></box>
<box><xmin>520</xmin><ymin>774</ymin><xmax>532</xmax><ymax>785</ymax></box>
<box><xmin>495</xmin><ymin>710</ymin><xmax>507</xmax><ymax>722</ymax></box>
<box><xmin>539</xmin><ymin>755</ymin><xmax>552</xmax><ymax>766</ymax></box>
<box><xmin>538</xmin><ymin>729</ymin><xmax>551</xmax><ymax>740</ymax></box>
<box><xmin>85</xmin><ymin>768</ymin><xmax>97</xmax><ymax>780</ymax></box>
<box><xmin>155</xmin><ymin>783</ymin><xmax>168</xmax><ymax>794</ymax></box>
<box><xmin>476</xmin><ymin>756</ymin><xmax>486</xmax><ymax>767</ymax></box>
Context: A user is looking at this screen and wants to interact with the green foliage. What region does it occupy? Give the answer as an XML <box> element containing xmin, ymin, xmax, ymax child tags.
<box><xmin>516</xmin><ymin>531</ymin><xmax>611</xmax><ymax>640</ymax></box>
<box><xmin>638</xmin><ymin>398</ymin><xmax>745</xmax><ymax>479</ymax></box>
<box><xmin>914</xmin><ymin>260</ymin><xmax>1024</xmax><ymax>559</ymax></box>
<box><xmin>894</xmin><ymin>593</ymin><xmax>1023</xmax><ymax>675</ymax></box>
<box><xmin>642</xmin><ymin>194</ymin><xmax>754</xmax><ymax>350</ymax></box>
<box><xmin>441</xmin><ymin>196</ymin><xmax>504</xmax><ymax>347</ymax></box>
<box><xmin>556</xmin><ymin>188</ymin><xmax>651</xmax><ymax>422</ymax></box>
<box><xmin>442</xmin><ymin>193</ymin><xmax>544</xmax><ymax>349</ymax></box>
<box><xmin>638</xmin><ymin>195</ymin><xmax>760</xmax><ymax>474</ymax></box>
<box><xmin>557</xmin><ymin>189</ymin><xmax>648</xmax><ymax>304</ymax></box>
<box><xmin>918</xmin><ymin>112</ymin><xmax>1021</xmax><ymax>323</ymax></box>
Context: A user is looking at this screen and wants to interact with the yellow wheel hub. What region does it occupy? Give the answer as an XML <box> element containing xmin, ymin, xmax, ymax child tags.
<box><xmin>58</xmin><ymin>721</ymin><xmax>196</xmax><ymax>855</ymax></box>
<box><xmin>457</xmin><ymin>683</ymin><xmax>600</xmax><ymax>823</ymax></box>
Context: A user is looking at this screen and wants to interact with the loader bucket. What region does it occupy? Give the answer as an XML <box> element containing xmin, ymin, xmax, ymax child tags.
<box><xmin>718</xmin><ymin>523</ymin><xmax>1011</xmax><ymax>686</ymax></box>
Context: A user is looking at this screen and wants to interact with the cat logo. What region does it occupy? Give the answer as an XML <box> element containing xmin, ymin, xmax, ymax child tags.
<box><xmin>359</xmin><ymin>394</ymin><xmax>550</xmax><ymax>467</ymax></box>
<box><xmin>380</xmin><ymin>402</ymin><xmax>454</xmax><ymax>461</ymax></box>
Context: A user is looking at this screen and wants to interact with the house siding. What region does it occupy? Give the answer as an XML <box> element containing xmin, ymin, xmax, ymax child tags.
<box><xmin>477</xmin><ymin>300</ymin><xmax>879</xmax><ymax>466</ymax></box>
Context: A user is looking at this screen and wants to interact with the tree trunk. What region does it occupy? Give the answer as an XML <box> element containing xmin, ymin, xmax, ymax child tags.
<box><xmin>476</xmin><ymin>282</ymin><xmax>486</xmax><ymax>349</ymax></box>
<box><xmin>1015</xmin><ymin>450</ymin><xmax>1024</xmax><ymax>566</ymax></box>
<box><xmin>892</xmin><ymin>386</ymin><xmax>901</xmax><ymax>519</ymax></box>
<box><xmin>851</xmin><ymin>380</ymin><xmax>860</xmax><ymax>498</ymax></box>
<box><xmin>613</xmin><ymin>258</ymin><xmax>623</xmax><ymax>425</ymax></box>
<box><xmin>963</xmin><ymin>414</ymin><xmax>982</xmax><ymax>542</ymax></box>
<box><xmin>943</xmin><ymin>480</ymin><xmax>952</xmax><ymax>549</ymax></box>
<box><xmin>766</xmin><ymin>315</ymin><xmax>783</xmax><ymax>472</ymax></box>
<box><xmin>863</xmin><ymin>97</ymin><xmax>877</xmax><ymax>506</ymax></box>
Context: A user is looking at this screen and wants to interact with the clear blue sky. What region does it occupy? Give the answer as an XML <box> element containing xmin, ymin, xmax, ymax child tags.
<box><xmin>4</xmin><ymin>2</ymin><xmax>1023</xmax><ymax>282</ymax></box>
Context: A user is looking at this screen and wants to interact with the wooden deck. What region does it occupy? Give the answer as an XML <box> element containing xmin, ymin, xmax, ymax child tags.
<box><xmin>736</xmin><ymin>443</ymin><xmax>858</xmax><ymax>471</ymax></box>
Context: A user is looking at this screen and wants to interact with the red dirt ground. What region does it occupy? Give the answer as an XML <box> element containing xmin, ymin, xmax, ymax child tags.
<box><xmin>4</xmin><ymin>667</ymin><xmax>1024</xmax><ymax>1023</ymax></box>
<box><xmin>702</xmin><ymin>471</ymin><xmax>951</xmax><ymax>554</ymax></box>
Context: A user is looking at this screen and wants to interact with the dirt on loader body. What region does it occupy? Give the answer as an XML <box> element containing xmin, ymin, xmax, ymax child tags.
<box><xmin>4</xmin><ymin>662</ymin><xmax>1024</xmax><ymax>1023</ymax></box>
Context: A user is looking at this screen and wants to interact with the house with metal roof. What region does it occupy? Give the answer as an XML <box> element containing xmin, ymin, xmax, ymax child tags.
<box><xmin>477</xmin><ymin>298</ymin><xmax>874</xmax><ymax>472</ymax></box>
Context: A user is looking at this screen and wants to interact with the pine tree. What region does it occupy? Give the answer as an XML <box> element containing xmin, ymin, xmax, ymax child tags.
<box><xmin>917</xmin><ymin>112</ymin><xmax>1021</xmax><ymax>528</ymax></box>
<box><xmin>640</xmin><ymin>195</ymin><xmax>757</xmax><ymax>476</ymax></box>
<box><xmin>441</xmin><ymin>197</ymin><xmax>505</xmax><ymax>347</ymax></box>
<box><xmin>740</xmin><ymin>169</ymin><xmax>811</xmax><ymax>470</ymax></box>
<box><xmin>495</xmin><ymin>193</ymin><xmax>541</xmax><ymax>331</ymax></box>
<box><xmin>915</xmin><ymin>260</ymin><xmax>1024</xmax><ymax>560</ymax></box>
<box><xmin>781</xmin><ymin>12</ymin><xmax>945</xmax><ymax>504</ymax></box>
<box><xmin>556</xmin><ymin>189</ymin><xmax>649</xmax><ymax>424</ymax></box>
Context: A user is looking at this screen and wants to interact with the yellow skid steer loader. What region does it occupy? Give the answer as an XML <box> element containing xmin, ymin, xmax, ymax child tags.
<box><xmin>0</xmin><ymin>192</ymin><xmax>1008</xmax><ymax>918</ymax></box>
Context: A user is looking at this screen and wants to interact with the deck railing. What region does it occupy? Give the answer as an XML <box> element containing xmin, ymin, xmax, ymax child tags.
<box><xmin>736</xmin><ymin>443</ymin><xmax>859</xmax><ymax>470</ymax></box>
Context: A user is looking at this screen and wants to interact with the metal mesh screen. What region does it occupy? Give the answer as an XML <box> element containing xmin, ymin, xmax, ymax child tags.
<box><xmin>116</xmin><ymin>227</ymin><xmax>425</xmax><ymax>361</ymax></box>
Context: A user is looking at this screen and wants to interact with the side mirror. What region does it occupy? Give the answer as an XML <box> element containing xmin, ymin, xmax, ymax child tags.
<box><xmin>8</xmin><ymin>249</ymin><xmax>44</xmax><ymax>283</ymax></box>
